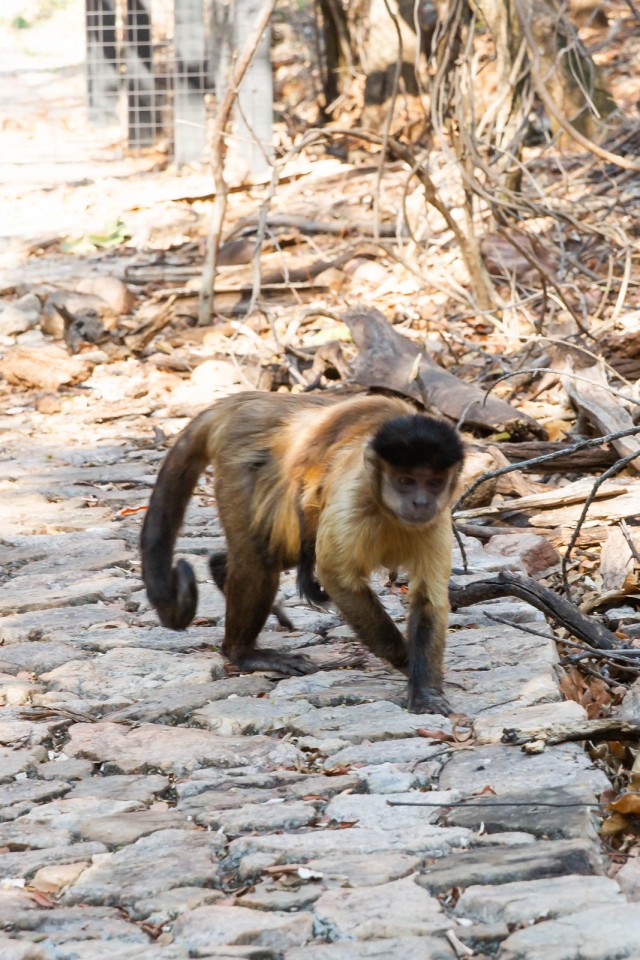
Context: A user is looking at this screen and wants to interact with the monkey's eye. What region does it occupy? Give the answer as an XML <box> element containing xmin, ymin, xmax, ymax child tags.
<box><xmin>427</xmin><ymin>478</ymin><xmax>445</xmax><ymax>494</ymax></box>
<box><xmin>397</xmin><ymin>475</ymin><xmax>416</xmax><ymax>488</ymax></box>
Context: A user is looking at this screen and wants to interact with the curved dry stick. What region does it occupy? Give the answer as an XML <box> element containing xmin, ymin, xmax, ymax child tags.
<box><xmin>199</xmin><ymin>0</ymin><xmax>278</xmax><ymax>325</ymax></box>
<box><xmin>454</xmin><ymin>422</ymin><xmax>640</xmax><ymax>512</ymax></box>
<box><xmin>515</xmin><ymin>0</ymin><xmax>640</xmax><ymax>173</ymax></box>
<box><xmin>561</xmin><ymin>447</ymin><xmax>640</xmax><ymax>600</ymax></box>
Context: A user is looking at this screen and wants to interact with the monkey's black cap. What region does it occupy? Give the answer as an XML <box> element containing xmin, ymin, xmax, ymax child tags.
<box><xmin>371</xmin><ymin>415</ymin><xmax>464</xmax><ymax>471</ymax></box>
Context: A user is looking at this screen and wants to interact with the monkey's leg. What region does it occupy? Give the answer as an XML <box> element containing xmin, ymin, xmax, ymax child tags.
<box><xmin>221</xmin><ymin>557</ymin><xmax>315</xmax><ymax>676</ymax></box>
<box><xmin>406</xmin><ymin>597</ymin><xmax>450</xmax><ymax>715</ymax></box>
<box><xmin>318</xmin><ymin>567</ymin><xmax>409</xmax><ymax>670</ymax></box>
<box><xmin>210</xmin><ymin>551</ymin><xmax>294</xmax><ymax>632</ymax></box>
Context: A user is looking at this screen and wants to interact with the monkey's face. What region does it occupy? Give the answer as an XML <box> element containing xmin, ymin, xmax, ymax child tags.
<box><xmin>379</xmin><ymin>464</ymin><xmax>453</xmax><ymax>526</ymax></box>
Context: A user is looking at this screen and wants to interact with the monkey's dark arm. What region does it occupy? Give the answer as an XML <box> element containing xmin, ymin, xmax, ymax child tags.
<box><xmin>317</xmin><ymin>567</ymin><xmax>408</xmax><ymax>670</ymax></box>
<box><xmin>406</xmin><ymin>600</ymin><xmax>450</xmax><ymax>715</ymax></box>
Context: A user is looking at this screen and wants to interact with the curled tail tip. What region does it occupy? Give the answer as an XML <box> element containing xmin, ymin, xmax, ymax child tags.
<box><xmin>146</xmin><ymin>558</ymin><xmax>198</xmax><ymax>631</ymax></box>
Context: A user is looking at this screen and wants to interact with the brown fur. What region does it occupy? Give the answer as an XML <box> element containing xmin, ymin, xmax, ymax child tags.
<box><xmin>141</xmin><ymin>391</ymin><xmax>463</xmax><ymax>713</ymax></box>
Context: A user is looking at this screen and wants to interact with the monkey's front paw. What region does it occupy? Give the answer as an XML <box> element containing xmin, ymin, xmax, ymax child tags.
<box><xmin>407</xmin><ymin>688</ymin><xmax>451</xmax><ymax>716</ymax></box>
<box><xmin>230</xmin><ymin>649</ymin><xmax>318</xmax><ymax>677</ymax></box>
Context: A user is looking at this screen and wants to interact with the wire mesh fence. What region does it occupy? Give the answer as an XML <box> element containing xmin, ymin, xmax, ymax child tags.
<box><xmin>85</xmin><ymin>0</ymin><xmax>210</xmax><ymax>161</ymax></box>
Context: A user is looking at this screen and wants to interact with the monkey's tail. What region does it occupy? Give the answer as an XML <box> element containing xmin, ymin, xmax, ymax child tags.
<box><xmin>141</xmin><ymin>408</ymin><xmax>220</xmax><ymax>630</ymax></box>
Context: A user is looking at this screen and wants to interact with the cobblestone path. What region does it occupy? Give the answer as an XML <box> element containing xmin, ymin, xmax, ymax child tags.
<box><xmin>1</xmin><ymin>391</ymin><xmax>639</xmax><ymax>960</ymax></box>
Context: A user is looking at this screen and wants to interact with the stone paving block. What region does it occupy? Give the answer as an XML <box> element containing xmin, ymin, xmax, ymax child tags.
<box><xmin>499</xmin><ymin>903</ymin><xmax>640</xmax><ymax>959</ymax></box>
<box><xmin>0</xmin><ymin>745</ymin><xmax>47</xmax><ymax>782</ymax></box>
<box><xmin>228</xmin><ymin>822</ymin><xmax>472</xmax><ymax>876</ymax></box>
<box><xmin>303</xmin><ymin>852</ymin><xmax>421</xmax><ymax>887</ymax></box>
<box><xmin>285</xmin><ymin>938</ymin><xmax>456</xmax><ymax>960</ymax></box>
<box><xmin>41</xmin><ymin>646</ymin><xmax>225</xmax><ymax>700</ymax></box>
<box><xmin>69</xmin><ymin>773</ymin><xmax>169</xmax><ymax>802</ymax></box>
<box><xmin>193</xmin><ymin>696</ymin><xmax>315</xmax><ymax>735</ymax></box>
<box><xmin>80</xmin><ymin>623</ymin><xmax>218</xmax><ymax>653</ymax></box>
<box><xmin>0</xmin><ymin>641</ymin><xmax>91</xmax><ymax>675</ymax></box>
<box><xmin>417</xmin><ymin>838</ymin><xmax>601</xmax><ymax>893</ymax></box>
<box><xmin>65</xmin><ymin>722</ymin><xmax>302</xmax><ymax>775</ymax></box>
<box><xmin>4</xmin><ymin>903</ymin><xmax>149</xmax><ymax>942</ymax></box>
<box><xmin>171</xmin><ymin>904</ymin><xmax>313</xmax><ymax>952</ymax></box>
<box><xmin>0</xmin><ymin>938</ymin><xmax>49</xmax><ymax>960</ymax></box>
<box><xmin>323</xmin><ymin>737</ymin><xmax>447</xmax><ymax>771</ymax></box>
<box><xmin>313</xmin><ymin>875</ymin><xmax>448</xmax><ymax>940</ymax></box>
<box><xmin>0</xmin><ymin>843</ymin><xmax>108</xmax><ymax>882</ymax></box>
<box><xmin>474</xmin><ymin>699</ymin><xmax>587</xmax><ymax>744</ymax></box>
<box><xmin>0</xmin><ymin>604</ymin><xmax>135</xmax><ymax>644</ymax></box>
<box><xmin>455</xmin><ymin>874</ymin><xmax>622</xmax><ymax>924</ymax></box>
<box><xmin>439</xmin><ymin>743</ymin><xmax>610</xmax><ymax>795</ymax></box>
<box><xmin>0</xmin><ymin>572</ymin><xmax>134</xmax><ymax>615</ymax></box>
<box><xmin>271</xmin><ymin>670</ymin><xmax>405</xmax><ymax>706</ymax></box>
<box><xmin>207</xmin><ymin>800</ymin><xmax>317</xmax><ymax>834</ymax></box>
<box><xmin>108</xmin><ymin>676</ymin><xmax>275</xmax><ymax>723</ymax></box>
<box><xmin>290</xmin><ymin>700</ymin><xmax>452</xmax><ymax>743</ymax></box>
<box><xmin>131</xmin><ymin>885</ymin><xmax>224</xmax><ymax>923</ymax></box>
<box><xmin>63</xmin><ymin>829</ymin><xmax>224</xmax><ymax>906</ymax></box>
<box><xmin>449</xmin><ymin>663</ymin><xmax>561</xmax><ymax>714</ymax></box>
<box><xmin>446</xmin><ymin>625</ymin><xmax>558</xmax><ymax>670</ymax></box>
<box><xmin>443</xmin><ymin>785</ymin><xmax>600</xmax><ymax>840</ymax></box>
<box><xmin>325</xmin><ymin>791</ymin><xmax>459</xmax><ymax>828</ymax></box>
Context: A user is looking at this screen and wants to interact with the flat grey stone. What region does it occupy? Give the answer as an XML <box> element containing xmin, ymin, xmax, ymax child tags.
<box><xmin>444</xmin><ymin>785</ymin><xmax>600</xmax><ymax>840</ymax></box>
<box><xmin>65</xmin><ymin>722</ymin><xmax>302</xmax><ymax>775</ymax></box>
<box><xmin>0</xmin><ymin>779</ymin><xmax>71</xmax><ymax>818</ymax></box>
<box><xmin>237</xmin><ymin>881</ymin><xmax>324</xmax><ymax>912</ymax></box>
<box><xmin>0</xmin><ymin>641</ymin><xmax>91</xmax><ymax>675</ymax></box>
<box><xmin>2</xmin><ymin>903</ymin><xmax>148</xmax><ymax>942</ymax></box>
<box><xmin>474</xmin><ymin>700</ymin><xmax>587</xmax><ymax>744</ymax></box>
<box><xmin>132</xmin><ymin>885</ymin><xmax>224</xmax><ymax>922</ymax></box>
<box><xmin>303</xmin><ymin>852</ymin><xmax>420</xmax><ymax>887</ymax></box>
<box><xmin>0</xmin><ymin>746</ymin><xmax>47</xmax><ymax>782</ymax></box>
<box><xmin>0</xmin><ymin>572</ymin><xmax>133</xmax><ymax>615</ymax></box>
<box><xmin>0</xmin><ymin>842</ymin><xmax>107</xmax><ymax>882</ymax></box>
<box><xmin>290</xmin><ymin>701</ymin><xmax>451</xmax><ymax>743</ymax></box>
<box><xmin>0</xmin><ymin>605</ymin><xmax>134</xmax><ymax>644</ymax></box>
<box><xmin>417</xmin><ymin>838</ymin><xmax>601</xmax><ymax>894</ymax></box>
<box><xmin>439</xmin><ymin>743</ymin><xmax>610</xmax><ymax>795</ymax></box>
<box><xmin>80</xmin><ymin>623</ymin><xmax>221</xmax><ymax>653</ymax></box>
<box><xmin>41</xmin><ymin>647</ymin><xmax>225</xmax><ymax>700</ymax></box>
<box><xmin>79</xmin><ymin>808</ymin><xmax>193</xmax><ymax>845</ymax></box>
<box><xmin>448</xmin><ymin>663</ymin><xmax>561</xmax><ymax>715</ymax></box>
<box><xmin>69</xmin><ymin>773</ymin><xmax>169</xmax><ymax>803</ymax></box>
<box><xmin>194</xmin><ymin>697</ymin><xmax>315</xmax><ymax>735</ymax></box>
<box><xmin>325</xmin><ymin>791</ymin><xmax>459</xmax><ymax>828</ymax></box>
<box><xmin>0</xmin><ymin>938</ymin><xmax>48</xmax><ymax>960</ymax></box>
<box><xmin>177</xmin><ymin>772</ymin><xmax>360</xmax><ymax>826</ymax></box>
<box><xmin>353</xmin><ymin>763</ymin><xmax>418</xmax><ymax>793</ymax></box>
<box><xmin>446</xmin><ymin>625</ymin><xmax>557</xmax><ymax>670</ymax></box>
<box><xmin>455</xmin><ymin>874</ymin><xmax>622</xmax><ymax>924</ymax></box>
<box><xmin>171</xmin><ymin>904</ymin><xmax>313</xmax><ymax>952</ymax></box>
<box><xmin>272</xmin><ymin>670</ymin><xmax>405</xmax><ymax>707</ymax></box>
<box><xmin>324</xmin><ymin>737</ymin><xmax>447</xmax><ymax>771</ymax></box>
<box><xmin>64</xmin><ymin>829</ymin><xmax>224</xmax><ymax>906</ymax></box>
<box><xmin>37</xmin><ymin>759</ymin><xmax>95</xmax><ymax>780</ymax></box>
<box><xmin>285</xmin><ymin>938</ymin><xmax>456</xmax><ymax>960</ymax></box>
<box><xmin>499</xmin><ymin>903</ymin><xmax>640</xmax><ymax>959</ymax></box>
<box><xmin>107</xmin><ymin>677</ymin><xmax>275</xmax><ymax>723</ymax></box>
<box><xmin>209</xmin><ymin>800</ymin><xmax>317</xmax><ymax>834</ymax></box>
<box><xmin>229</xmin><ymin>823</ymin><xmax>471</xmax><ymax>876</ymax></box>
<box><xmin>616</xmin><ymin>856</ymin><xmax>640</xmax><ymax>901</ymax></box>
<box><xmin>313</xmin><ymin>875</ymin><xmax>448</xmax><ymax>939</ymax></box>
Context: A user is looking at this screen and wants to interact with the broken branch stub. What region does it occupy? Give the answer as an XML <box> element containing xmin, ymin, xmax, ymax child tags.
<box><xmin>342</xmin><ymin>306</ymin><xmax>545</xmax><ymax>437</ymax></box>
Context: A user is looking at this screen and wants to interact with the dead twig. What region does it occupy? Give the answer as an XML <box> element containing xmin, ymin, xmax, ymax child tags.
<box><xmin>199</xmin><ymin>0</ymin><xmax>277</xmax><ymax>326</ymax></box>
<box><xmin>502</xmin><ymin>717</ymin><xmax>640</xmax><ymax>746</ymax></box>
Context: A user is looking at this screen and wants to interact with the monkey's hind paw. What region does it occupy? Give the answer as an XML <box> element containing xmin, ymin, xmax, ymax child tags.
<box><xmin>229</xmin><ymin>649</ymin><xmax>318</xmax><ymax>677</ymax></box>
<box><xmin>407</xmin><ymin>688</ymin><xmax>451</xmax><ymax>716</ymax></box>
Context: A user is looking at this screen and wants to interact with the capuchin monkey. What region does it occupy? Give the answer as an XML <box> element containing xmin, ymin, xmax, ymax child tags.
<box><xmin>141</xmin><ymin>392</ymin><xmax>464</xmax><ymax>714</ymax></box>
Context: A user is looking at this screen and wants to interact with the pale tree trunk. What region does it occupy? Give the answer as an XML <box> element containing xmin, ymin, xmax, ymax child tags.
<box><xmin>211</xmin><ymin>0</ymin><xmax>274</xmax><ymax>181</ymax></box>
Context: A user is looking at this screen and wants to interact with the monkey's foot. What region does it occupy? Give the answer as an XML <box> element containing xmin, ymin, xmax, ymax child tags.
<box><xmin>407</xmin><ymin>687</ymin><xmax>451</xmax><ymax>716</ymax></box>
<box><xmin>227</xmin><ymin>649</ymin><xmax>318</xmax><ymax>677</ymax></box>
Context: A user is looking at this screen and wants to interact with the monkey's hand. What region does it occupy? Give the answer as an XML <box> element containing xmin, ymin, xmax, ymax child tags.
<box><xmin>407</xmin><ymin>687</ymin><xmax>451</xmax><ymax>716</ymax></box>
